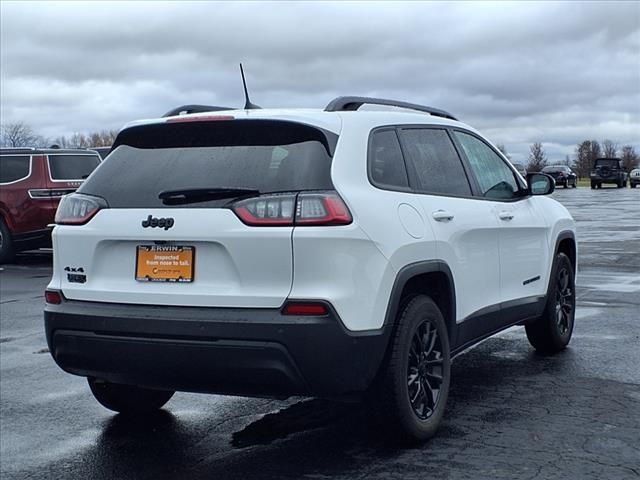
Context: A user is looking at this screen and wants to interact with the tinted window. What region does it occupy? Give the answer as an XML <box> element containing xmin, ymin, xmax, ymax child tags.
<box><xmin>0</xmin><ymin>155</ymin><xmax>30</xmax><ymax>183</ymax></box>
<box><xmin>399</xmin><ymin>128</ymin><xmax>471</xmax><ymax>196</ymax></box>
<box><xmin>369</xmin><ymin>129</ymin><xmax>409</xmax><ymax>189</ymax></box>
<box><xmin>49</xmin><ymin>155</ymin><xmax>101</xmax><ymax>180</ymax></box>
<box><xmin>454</xmin><ymin>131</ymin><xmax>521</xmax><ymax>200</ymax></box>
<box><xmin>595</xmin><ymin>159</ymin><xmax>620</xmax><ymax>168</ymax></box>
<box><xmin>542</xmin><ymin>166</ymin><xmax>569</xmax><ymax>173</ymax></box>
<box><xmin>91</xmin><ymin>147</ymin><xmax>111</xmax><ymax>160</ymax></box>
<box><xmin>80</xmin><ymin>120</ymin><xmax>337</xmax><ymax>208</ymax></box>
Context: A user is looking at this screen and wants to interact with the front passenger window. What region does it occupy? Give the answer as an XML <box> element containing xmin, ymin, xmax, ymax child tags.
<box><xmin>454</xmin><ymin>131</ymin><xmax>521</xmax><ymax>200</ymax></box>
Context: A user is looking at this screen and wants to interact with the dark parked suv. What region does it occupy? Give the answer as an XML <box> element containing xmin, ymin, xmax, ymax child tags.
<box><xmin>0</xmin><ymin>148</ymin><xmax>101</xmax><ymax>262</ymax></box>
<box><xmin>590</xmin><ymin>158</ymin><xmax>628</xmax><ymax>189</ymax></box>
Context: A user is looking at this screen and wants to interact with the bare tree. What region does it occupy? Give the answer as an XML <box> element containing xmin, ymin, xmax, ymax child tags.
<box><xmin>53</xmin><ymin>129</ymin><xmax>118</xmax><ymax>149</ymax></box>
<box><xmin>563</xmin><ymin>154</ymin><xmax>572</xmax><ymax>166</ymax></box>
<box><xmin>573</xmin><ymin>140</ymin><xmax>601</xmax><ymax>178</ymax></box>
<box><xmin>1</xmin><ymin>122</ymin><xmax>40</xmax><ymax>147</ymax></box>
<box><xmin>496</xmin><ymin>143</ymin><xmax>511</xmax><ymax>160</ymax></box>
<box><xmin>620</xmin><ymin>145</ymin><xmax>639</xmax><ymax>172</ymax></box>
<box><xmin>67</xmin><ymin>132</ymin><xmax>90</xmax><ymax>148</ymax></box>
<box><xmin>526</xmin><ymin>142</ymin><xmax>547</xmax><ymax>172</ymax></box>
<box><xmin>602</xmin><ymin>139</ymin><xmax>618</xmax><ymax>158</ymax></box>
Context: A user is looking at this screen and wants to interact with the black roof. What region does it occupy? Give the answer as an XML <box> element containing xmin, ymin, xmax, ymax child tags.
<box><xmin>0</xmin><ymin>147</ymin><xmax>102</xmax><ymax>155</ymax></box>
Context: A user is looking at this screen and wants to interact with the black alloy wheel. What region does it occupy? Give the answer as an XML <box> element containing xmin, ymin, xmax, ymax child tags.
<box><xmin>525</xmin><ymin>252</ymin><xmax>576</xmax><ymax>353</ymax></box>
<box><xmin>88</xmin><ymin>377</ymin><xmax>175</xmax><ymax>414</ymax></box>
<box><xmin>407</xmin><ymin>319</ymin><xmax>444</xmax><ymax>420</ymax></box>
<box><xmin>370</xmin><ymin>295</ymin><xmax>450</xmax><ymax>442</ymax></box>
<box><xmin>554</xmin><ymin>265</ymin><xmax>574</xmax><ymax>336</ymax></box>
<box><xmin>0</xmin><ymin>218</ymin><xmax>15</xmax><ymax>264</ymax></box>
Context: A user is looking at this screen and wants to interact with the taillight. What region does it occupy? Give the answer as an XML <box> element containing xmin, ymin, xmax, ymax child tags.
<box><xmin>231</xmin><ymin>191</ymin><xmax>352</xmax><ymax>227</ymax></box>
<box><xmin>55</xmin><ymin>193</ymin><xmax>107</xmax><ymax>225</ymax></box>
<box><xmin>29</xmin><ymin>188</ymin><xmax>76</xmax><ymax>199</ymax></box>
<box><xmin>233</xmin><ymin>194</ymin><xmax>296</xmax><ymax>226</ymax></box>
<box><xmin>295</xmin><ymin>192</ymin><xmax>352</xmax><ymax>225</ymax></box>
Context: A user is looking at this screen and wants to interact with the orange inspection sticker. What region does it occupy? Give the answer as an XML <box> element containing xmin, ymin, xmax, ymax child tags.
<box><xmin>135</xmin><ymin>245</ymin><xmax>194</xmax><ymax>282</ymax></box>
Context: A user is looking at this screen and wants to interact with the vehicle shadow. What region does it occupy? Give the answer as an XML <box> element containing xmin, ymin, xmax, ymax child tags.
<box><xmin>67</xmin><ymin>334</ymin><xmax>579</xmax><ymax>480</ymax></box>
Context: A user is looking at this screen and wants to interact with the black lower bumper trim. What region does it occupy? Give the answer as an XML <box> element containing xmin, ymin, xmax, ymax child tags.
<box><xmin>13</xmin><ymin>228</ymin><xmax>52</xmax><ymax>249</ymax></box>
<box><xmin>45</xmin><ymin>300</ymin><xmax>390</xmax><ymax>398</ymax></box>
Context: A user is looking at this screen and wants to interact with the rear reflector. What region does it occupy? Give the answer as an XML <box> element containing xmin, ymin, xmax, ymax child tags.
<box><xmin>45</xmin><ymin>290</ymin><xmax>62</xmax><ymax>304</ymax></box>
<box><xmin>282</xmin><ymin>302</ymin><xmax>329</xmax><ymax>316</ymax></box>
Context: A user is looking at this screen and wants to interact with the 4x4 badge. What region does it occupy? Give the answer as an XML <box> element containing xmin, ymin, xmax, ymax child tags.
<box><xmin>141</xmin><ymin>215</ymin><xmax>175</xmax><ymax>230</ymax></box>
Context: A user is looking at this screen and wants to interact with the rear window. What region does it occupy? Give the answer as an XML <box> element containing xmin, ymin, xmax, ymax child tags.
<box><xmin>595</xmin><ymin>159</ymin><xmax>620</xmax><ymax>168</ymax></box>
<box><xmin>48</xmin><ymin>154</ymin><xmax>101</xmax><ymax>180</ymax></box>
<box><xmin>79</xmin><ymin>120</ymin><xmax>338</xmax><ymax>208</ymax></box>
<box><xmin>0</xmin><ymin>155</ymin><xmax>31</xmax><ymax>183</ymax></box>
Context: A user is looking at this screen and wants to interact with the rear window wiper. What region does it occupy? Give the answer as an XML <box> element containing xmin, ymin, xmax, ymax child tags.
<box><xmin>159</xmin><ymin>187</ymin><xmax>260</xmax><ymax>205</ymax></box>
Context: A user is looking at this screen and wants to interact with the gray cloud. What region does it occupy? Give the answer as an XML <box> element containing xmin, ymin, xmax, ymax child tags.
<box><xmin>1</xmin><ymin>0</ymin><xmax>638</xmax><ymax>163</ymax></box>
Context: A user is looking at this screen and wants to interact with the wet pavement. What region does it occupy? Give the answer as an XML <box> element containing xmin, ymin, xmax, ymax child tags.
<box><xmin>1</xmin><ymin>187</ymin><xmax>639</xmax><ymax>479</ymax></box>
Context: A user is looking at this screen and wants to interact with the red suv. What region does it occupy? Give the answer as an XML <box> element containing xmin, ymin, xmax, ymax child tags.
<box><xmin>0</xmin><ymin>148</ymin><xmax>101</xmax><ymax>262</ymax></box>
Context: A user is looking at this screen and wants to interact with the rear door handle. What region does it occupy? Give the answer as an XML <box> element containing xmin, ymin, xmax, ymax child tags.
<box><xmin>432</xmin><ymin>210</ymin><xmax>454</xmax><ymax>222</ymax></box>
<box><xmin>498</xmin><ymin>211</ymin><xmax>514</xmax><ymax>221</ymax></box>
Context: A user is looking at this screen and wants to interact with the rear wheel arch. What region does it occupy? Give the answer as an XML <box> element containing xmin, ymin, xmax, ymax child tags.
<box><xmin>384</xmin><ymin>261</ymin><xmax>456</xmax><ymax>344</ymax></box>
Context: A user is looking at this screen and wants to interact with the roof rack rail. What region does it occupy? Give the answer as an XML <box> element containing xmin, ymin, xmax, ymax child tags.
<box><xmin>162</xmin><ymin>104</ymin><xmax>233</xmax><ymax>118</ymax></box>
<box><xmin>324</xmin><ymin>96</ymin><xmax>458</xmax><ymax>121</ymax></box>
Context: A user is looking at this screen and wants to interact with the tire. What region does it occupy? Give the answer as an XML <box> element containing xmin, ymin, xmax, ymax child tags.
<box><xmin>371</xmin><ymin>295</ymin><xmax>451</xmax><ymax>443</ymax></box>
<box><xmin>590</xmin><ymin>181</ymin><xmax>596</xmax><ymax>189</ymax></box>
<box><xmin>88</xmin><ymin>377</ymin><xmax>175</xmax><ymax>414</ymax></box>
<box><xmin>563</xmin><ymin>182</ymin><xmax>568</xmax><ymax>189</ymax></box>
<box><xmin>571</xmin><ymin>180</ymin><xmax>577</xmax><ymax>188</ymax></box>
<box><xmin>525</xmin><ymin>252</ymin><xmax>575</xmax><ymax>354</ymax></box>
<box><xmin>632</xmin><ymin>184</ymin><xmax>637</xmax><ymax>189</ymax></box>
<box><xmin>0</xmin><ymin>218</ymin><xmax>15</xmax><ymax>264</ymax></box>
<box><xmin>623</xmin><ymin>180</ymin><xmax>627</xmax><ymax>188</ymax></box>
<box><xmin>617</xmin><ymin>181</ymin><xmax>623</xmax><ymax>188</ymax></box>
<box><xmin>597</xmin><ymin>183</ymin><xmax>602</xmax><ymax>189</ymax></box>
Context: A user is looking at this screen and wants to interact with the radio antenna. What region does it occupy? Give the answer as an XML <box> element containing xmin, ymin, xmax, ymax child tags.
<box><xmin>240</xmin><ymin>63</ymin><xmax>261</xmax><ymax>110</ymax></box>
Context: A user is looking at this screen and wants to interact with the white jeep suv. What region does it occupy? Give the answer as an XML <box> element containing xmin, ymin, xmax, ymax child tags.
<box><xmin>45</xmin><ymin>97</ymin><xmax>576</xmax><ymax>441</ymax></box>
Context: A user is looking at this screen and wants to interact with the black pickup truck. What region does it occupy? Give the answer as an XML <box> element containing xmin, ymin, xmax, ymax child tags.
<box><xmin>590</xmin><ymin>158</ymin><xmax>628</xmax><ymax>189</ymax></box>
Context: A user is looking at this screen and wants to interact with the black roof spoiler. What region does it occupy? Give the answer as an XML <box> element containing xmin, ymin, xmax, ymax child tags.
<box><xmin>162</xmin><ymin>104</ymin><xmax>233</xmax><ymax>118</ymax></box>
<box><xmin>324</xmin><ymin>96</ymin><xmax>458</xmax><ymax>121</ymax></box>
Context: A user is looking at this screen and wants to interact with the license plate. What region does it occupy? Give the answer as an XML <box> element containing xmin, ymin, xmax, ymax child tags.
<box><xmin>135</xmin><ymin>245</ymin><xmax>194</xmax><ymax>282</ymax></box>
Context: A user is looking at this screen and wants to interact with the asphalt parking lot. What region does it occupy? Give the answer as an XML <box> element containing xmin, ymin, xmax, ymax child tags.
<box><xmin>1</xmin><ymin>187</ymin><xmax>639</xmax><ymax>480</ymax></box>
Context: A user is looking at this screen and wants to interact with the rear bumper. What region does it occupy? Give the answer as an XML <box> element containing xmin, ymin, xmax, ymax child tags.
<box><xmin>13</xmin><ymin>228</ymin><xmax>52</xmax><ymax>249</ymax></box>
<box><xmin>44</xmin><ymin>299</ymin><xmax>390</xmax><ymax>399</ymax></box>
<box><xmin>590</xmin><ymin>175</ymin><xmax>623</xmax><ymax>184</ymax></box>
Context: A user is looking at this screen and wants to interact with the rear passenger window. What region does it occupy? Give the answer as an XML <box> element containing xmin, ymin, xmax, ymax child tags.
<box><xmin>48</xmin><ymin>154</ymin><xmax>101</xmax><ymax>181</ymax></box>
<box><xmin>399</xmin><ymin>129</ymin><xmax>471</xmax><ymax>196</ymax></box>
<box><xmin>369</xmin><ymin>129</ymin><xmax>409</xmax><ymax>189</ymax></box>
<box><xmin>0</xmin><ymin>155</ymin><xmax>30</xmax><ymax>183</ymax></box>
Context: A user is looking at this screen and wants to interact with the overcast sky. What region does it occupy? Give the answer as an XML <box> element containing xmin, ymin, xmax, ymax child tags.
<box><xmin>1</xmin><ymin>1</ymin><xmax>639</xmax><ymax>163</ymax></box>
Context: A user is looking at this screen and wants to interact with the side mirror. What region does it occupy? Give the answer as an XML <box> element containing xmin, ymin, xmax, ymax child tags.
<box><xmin>527</xmin><ymin>173</ymin><xmax>555</xmax><ymax>195</ymax></box>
